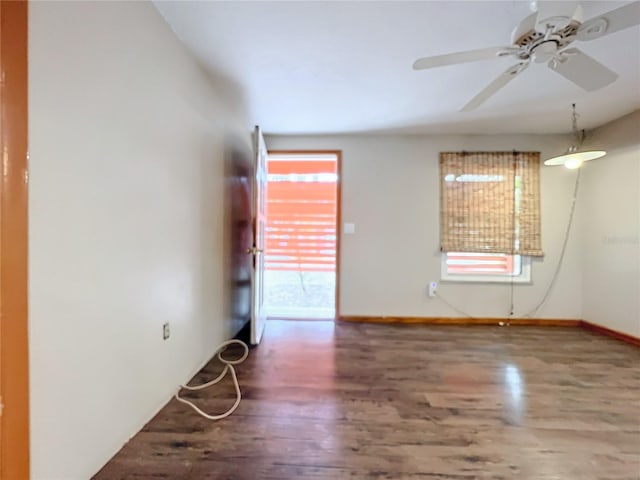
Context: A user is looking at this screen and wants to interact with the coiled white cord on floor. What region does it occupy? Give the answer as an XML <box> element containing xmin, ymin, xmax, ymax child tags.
<box><xmin>174</xmin><ymin>339</ymin><xmax>249</xmax><ymax>420</ymax></box>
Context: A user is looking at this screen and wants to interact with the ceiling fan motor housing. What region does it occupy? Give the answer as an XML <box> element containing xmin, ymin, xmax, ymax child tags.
<box><xmin>510</xmin><ymin>14</ymin><xmax>580</xmax><ymax>62</ymax></box>
<box><xmin>531</xmin><ymin>40</ymin><xmax>559</xmax><ymax>63</ymax></box>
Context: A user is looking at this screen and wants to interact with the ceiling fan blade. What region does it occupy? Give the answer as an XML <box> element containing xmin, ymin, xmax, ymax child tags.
<box><xmin>412</xmin><ymin>47</ymin><xmax>511</xmax><ymax>70</ymax></box>
<box><xmin>577</xmin><ymin>1</ymin><xmax>640</xmax><ymax>41</ymax></box>
<box><xmin>460</xmin><ymin>63</ymin><xmax>529</xmax><ymax>112</ymax></box>
<box><xmin>548</xmin><ymin>48</ymin><xmax>617</xmax><ymax>91</ymax></box>
<box><xmin>535</xmin><ymin>1</ymin><xmax>581</xmax><ymax>32</ymax></box>
<box><xmin>511</xmin><ymin>12</ymin><xmax>538</xmax><ymax>44</ymax></box>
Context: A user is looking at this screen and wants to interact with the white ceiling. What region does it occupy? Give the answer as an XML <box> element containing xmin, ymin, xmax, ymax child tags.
<box><xmin>155</xmin><ymin>1</ymin><xmax>640</xmax><ymax>135</ymax></box>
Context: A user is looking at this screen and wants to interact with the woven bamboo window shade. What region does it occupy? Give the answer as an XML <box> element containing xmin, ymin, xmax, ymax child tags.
<box><xmin>440</xmin><ymin>151</ymin><xmax>543</xmax><ymax>257</ymax></box>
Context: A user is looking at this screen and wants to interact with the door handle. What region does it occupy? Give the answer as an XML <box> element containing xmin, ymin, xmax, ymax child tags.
<box><xmin>246</xmin><ymin>247</ymin><xmax>264</xmax><ymax>255</ymax></box>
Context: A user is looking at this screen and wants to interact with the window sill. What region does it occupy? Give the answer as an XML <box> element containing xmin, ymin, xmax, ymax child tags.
<box><xmin>440</xmin><ymin>274</ymin><xmax>532</xmax><ymax>284</ymax></box>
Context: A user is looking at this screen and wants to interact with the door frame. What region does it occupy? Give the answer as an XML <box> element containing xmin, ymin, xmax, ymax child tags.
<box><xmin>266</xmin><ymin>150</ymin><xmax>342</xmax><ymax>319</ymax></box>
<box><xmin>0</xmin><ymin>1</ymin><xmax>30</xmax><ymax>479</ymax></box>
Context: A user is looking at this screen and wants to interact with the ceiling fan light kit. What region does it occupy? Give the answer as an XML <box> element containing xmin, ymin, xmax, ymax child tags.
<box><xmin>412</xmin><ymin>1</ymin><xmax>640</xmax><ymax>111</ymax></box>
<box><xmin>543</xmin><ymin>103</ymin><xmax>606</xmax><ymax>169</ymax></box>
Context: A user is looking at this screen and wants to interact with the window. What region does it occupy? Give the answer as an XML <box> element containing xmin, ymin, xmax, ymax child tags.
<box><xmin>441</xmin><ymin>252</ymin><xmax>531</xmax><ymax>283</ymax></box>
<box><xmin>439</xmin><ymin>151</ymin><xmax>542</xmax><ymax>283</ymax></box>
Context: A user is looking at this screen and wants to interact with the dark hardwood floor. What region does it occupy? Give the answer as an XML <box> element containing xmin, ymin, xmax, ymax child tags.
<box><xmin>94</xmin><ymin>320</ymin><xmax>640</xmax><ymax>480</ymax></box>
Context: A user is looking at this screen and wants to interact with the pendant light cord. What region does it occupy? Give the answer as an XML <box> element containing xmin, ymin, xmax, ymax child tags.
<box><xmin>570</xmin><ymin>103</ymin><xmax>586</xmax><ymax>152</ymax></box>
<box><xmin>509</xmin><ymin>152</ymin><xmax>518</xmax><ymax>320</ymax></box>
<box><xmin>523</xmin><ymin>167</ymin><xmax>581</xmax><ymax>317</ymax></box>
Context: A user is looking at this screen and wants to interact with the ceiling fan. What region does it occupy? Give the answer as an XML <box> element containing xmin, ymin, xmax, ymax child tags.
<box><xmin>412</xmin><ymin>1</ymin><xmax>640</xmax><ymax>111</ymax></box>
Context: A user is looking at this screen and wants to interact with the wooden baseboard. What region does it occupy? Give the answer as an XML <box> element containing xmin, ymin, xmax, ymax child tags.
<box><xmin>338</xmin><ymin>316</ymin><xmax>639</xmax><ymax>347</ymax></box>
<box><xmin>338</xmin><ymin>316</ymin><xmax>581</xmax><ymax>327</ymax></box>
<box><xmin>580</xmin><ymin>321</ymin><xmax>640</xmax><ymax>347</ymax></box>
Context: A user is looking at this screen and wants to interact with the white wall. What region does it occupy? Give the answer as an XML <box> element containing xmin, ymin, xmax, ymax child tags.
<box><xmin>580</xmin><ymin>110</ymin><xmax>640</xmax><ymax>337</ymax></box>
<box><xmin>29</xmin><ymin>2</ymin><xmax>249</xmax><ymax>478</ymax></box>
<box><xmin>267</xmin><ymin>134</ymin><xmax>582</xmax><ymax>320</ymax></box>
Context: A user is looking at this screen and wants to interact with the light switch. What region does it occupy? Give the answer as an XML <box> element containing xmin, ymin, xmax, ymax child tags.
<box><xmin>343</xmin><ymin>222</ymin><xmax>356</xmax><ymax>235</ymax></box>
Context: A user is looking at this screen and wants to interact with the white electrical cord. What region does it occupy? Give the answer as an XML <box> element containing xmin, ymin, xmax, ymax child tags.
<box><xmin>174</xmin><ymin>339</ymin><xmax>249</xmax><ymax>420</ymax></box>
<box><xmin>435</xmin><ymin>291</ymin><xmax>475</xmax><ymax>319</ymax></box>
<box><xmin>522</xmin><ymin>168</ymin><xmax>581</xmax><ymax>317</ymax></box>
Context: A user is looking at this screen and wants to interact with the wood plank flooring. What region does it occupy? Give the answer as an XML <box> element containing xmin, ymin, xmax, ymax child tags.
<box><xmin>94</xmin><ymin>320</ymin><xmax>640</xmax><ymax>480</ymax></box>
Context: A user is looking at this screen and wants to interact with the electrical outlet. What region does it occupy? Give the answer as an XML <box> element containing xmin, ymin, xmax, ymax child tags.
<box><xmin>428</xmin><ymin>281</ymin><xmax>437</xmax><ymax>298</ymax></box>
<box><xmin>163</xmin><ymin>322</ymin><xmax>170</xmax><ymax>340</ymax></box>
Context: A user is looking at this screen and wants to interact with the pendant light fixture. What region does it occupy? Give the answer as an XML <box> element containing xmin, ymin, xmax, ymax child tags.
<box><xmin>544</xmin><ymin>104</ymin><xmax>606</xmax><ymax>169</ymax></box>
